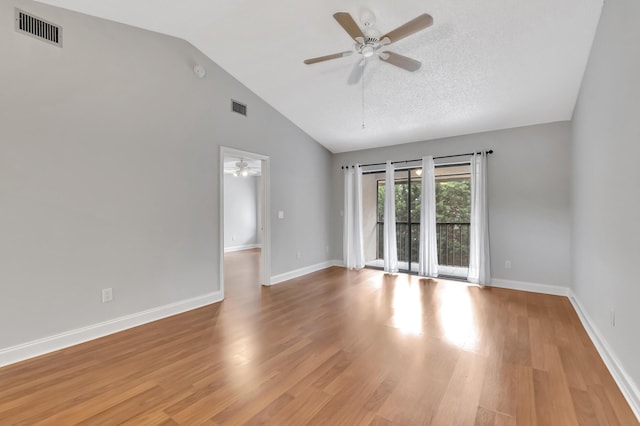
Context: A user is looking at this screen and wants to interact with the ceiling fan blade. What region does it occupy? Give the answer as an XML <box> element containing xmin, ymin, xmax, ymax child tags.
<box><xmin>304</xmin><ymin>51</ymin><xmax>353</xmax><ymax>64</ymax></box>
<box><xmin>379</xmin><ymin>51</ymin><xmax>422</xmax><ymax>72</ymax></box>
<box><xmin>347</xmin><ymin>59</ymin><xmax>366</xmax><ymax>85</ymax></box>
<box><xmin>380</xmin><ymin>14</ymin><xmax>433</xmax><ymax>44</ymax></box>
<box><xmin>333</xmin><ymin>12</ymin><xmax>366</xmax><ymax>41</ymax></box>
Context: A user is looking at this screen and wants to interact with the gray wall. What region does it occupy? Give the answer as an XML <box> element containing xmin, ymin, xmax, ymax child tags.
<box><xmin>0</xmin><ymin>0</ymin><xmax>332</xmax><ymax>349</ymax></box>
<box><xmin>572</xmin><ymin>0</ymin><xmax>640</xmax><ymax>389</ymax></box>
<box><xmin>332</xmin><ymin>122</ymin><xmax>573</xmax><ymax>288</ymax></box>
<box><xmin>223</xmin><ymin>175</ymin><xmax>259</xmax><ymax>249</ymax></box>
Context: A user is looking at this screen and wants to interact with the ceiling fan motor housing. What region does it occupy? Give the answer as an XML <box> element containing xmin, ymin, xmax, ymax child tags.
<box><xmin>364</xmin><ymin>25</ymin><xmax>380</xmax><ymax>38</ymax></box>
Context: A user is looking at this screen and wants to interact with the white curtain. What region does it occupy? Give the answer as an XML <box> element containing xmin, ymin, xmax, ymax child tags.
<box><xmin>343</xmin><ymin>165</ymin><xmax>365</xmax><ymax>269</ymax></box>
<box><xmin>383</xmin><ymin>161</ymin><xmax>398</xmax><ymax>273</ymax></box>
<box><xmin>468</xmin><ymin>152</ymin><xmax>491</xmax><ymax>284</ymax></box>
<box><xmin>419</xmin><ymin>156</ymin><xmax>438</xmax><ymax>277</ymax></box>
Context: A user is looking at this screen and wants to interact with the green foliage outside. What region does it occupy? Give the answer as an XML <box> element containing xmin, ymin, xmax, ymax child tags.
<box><xmin>376</xmin><ymin>182</ymin><xmax>419</xmax><ymax>222</ymax></box>
<box><xmin>435</xmin><ymin>181</ymin><xmax>471</xmax><ymax>223</ymax></box>
<box><xmin>435</xmin><ymin>180</ymin><xmax>471</xmax><ymax>266</ymax></box>
<box><xmin>377</xmin><ymin>179</ymin><xmax>471</xmax><ymax>223</ymax></box>
<box><xmin>376</xmin><ymin>176</ymin><xmax>471</xmax><ymax>266</ymax></box>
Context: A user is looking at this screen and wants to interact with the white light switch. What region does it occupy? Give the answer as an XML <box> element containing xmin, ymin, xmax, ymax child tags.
<box><xmin>278</xmin><ymin>210</ymin><xmax>284</xmax><ymax>219</ymax></box>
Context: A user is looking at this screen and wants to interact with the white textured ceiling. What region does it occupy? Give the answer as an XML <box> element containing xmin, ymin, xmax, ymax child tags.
<box><xmin>35</xmin><ymin>0</ymin><xmax>602</xmax><ymax>153</ymax></box>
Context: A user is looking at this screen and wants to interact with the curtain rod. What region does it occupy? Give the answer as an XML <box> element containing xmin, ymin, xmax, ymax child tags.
<box><xmin>340</xmin><ymin>150</ymin><xmax>493</xmax><ymax>169</ymax></box>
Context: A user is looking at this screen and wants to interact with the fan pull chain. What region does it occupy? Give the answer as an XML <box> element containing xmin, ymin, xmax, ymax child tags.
<box><xmin>361</xmin><ymin>61</ymin><xmax>365</xmax><ymax>129</ymax></box>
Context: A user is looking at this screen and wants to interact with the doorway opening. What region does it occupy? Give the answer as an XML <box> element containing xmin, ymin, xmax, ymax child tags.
<box><xmin>363</xmin><ymin>163</ymin><xmax>471</xmax><ymax>278</ymax></box>
<box><xmin>220</xmin><ymin>147</ymin><xmax>270</xmax><ymax>299</ymax></box>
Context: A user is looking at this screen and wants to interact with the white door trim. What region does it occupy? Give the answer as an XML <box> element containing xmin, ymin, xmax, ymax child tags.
<box><xmin>219</xmin><ymin>147</ymin><xmax>271</xmax><ymax>298</ymax></box>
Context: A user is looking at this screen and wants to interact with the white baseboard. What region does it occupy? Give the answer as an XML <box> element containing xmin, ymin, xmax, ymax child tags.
<box><xmin>270</xmin><ymin>261</ymin><xmax>335</xmax><ymax>285</ymax></box>
<box><xmin>569</xmin><ymin>293</ymin><xmax>640</xmax><ymax>421</ymax></box>
<box><xmin>0</xmin><ymin>291</ymin><xmax>223</xmax><ymax>369</ymax></box>
<box><xmin>224</xmin><ymin>244</ymin><xmax>261</xmax><ymax>253</ymax></box>
<box><xmin>490</xmin><ymin>278</ymin><xmax>570</xmax><ymax>296</ymax></box>
<box><xmin>331</xmin><ymin>259</ymin><xmax>344</xmax><ymax>267</ymax></box>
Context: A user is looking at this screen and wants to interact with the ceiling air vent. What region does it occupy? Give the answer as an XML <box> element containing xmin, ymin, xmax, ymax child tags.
<box><xmin>231</xmin><ymin>100</ymin><xmax>247</xmax><ymax>116</ymax></box>
<box><xmin>15</xmin><ymin>9</ymin><xmax>62</xmax><ymax>47</ymax></box>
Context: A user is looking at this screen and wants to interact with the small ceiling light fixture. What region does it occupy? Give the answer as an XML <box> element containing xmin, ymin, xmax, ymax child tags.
<box><xmin>233</xmin><ymin>159</ymin><xmax>250</xmax><ymax>177</ymax></box>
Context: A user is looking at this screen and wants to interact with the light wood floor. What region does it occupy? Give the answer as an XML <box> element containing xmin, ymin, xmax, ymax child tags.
<box><xmin>0</xmin><ymin>249</ymin><xmax>637</xmax><ymax>425</ymax></box>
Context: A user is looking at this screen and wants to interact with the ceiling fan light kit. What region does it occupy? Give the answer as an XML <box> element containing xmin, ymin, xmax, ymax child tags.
<box><xmin>233</xmin><ymin>160</ymin><xmax>250</xmax><ymax>177</ymax></box>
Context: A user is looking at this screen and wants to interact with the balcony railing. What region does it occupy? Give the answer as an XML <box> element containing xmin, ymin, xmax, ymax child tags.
<box><xmin>376</xmin><ymin>222</ymin><xmax>470</xmax><ymax>268</ymax></box>
<box><xmin>436</xmin><ymin>222</ymin><xmax>470</xmax><ymax>267</ymax></box>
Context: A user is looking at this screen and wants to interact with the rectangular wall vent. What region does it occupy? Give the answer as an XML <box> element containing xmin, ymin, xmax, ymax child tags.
<box><xmin>231</xmin><ymin>100</ymin><xmax>247</xmax><ymax>116</ymax></box>
<box><xmin>15</xmin><ymin>9</ymin><xmax>62</xmax><ymax>47</ymax></box>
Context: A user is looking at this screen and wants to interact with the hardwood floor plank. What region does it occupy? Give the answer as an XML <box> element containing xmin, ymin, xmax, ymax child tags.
<box><xmin>588</xmin><ymin>383</ymin><xmax>624</xmax><ymax>426</ymax></box>
<box><xmin>494</xmin><ymin>411</ymin><xmax>517</xmax><ymax>426</ymax></box>
<box><xmin>430</xmin><ymin>351</ymin><xmax>488</xmax><ymax>425</ymax></box>
<box><xmin>244</xmin><ymin>391</ymin><xmax>294</xmax><ymax>425</ymax></box>
<box><xmin>265</xmin><ymin>387</ymin><xmax>331</xmax><ymax>425</ymax></box>
<box><xmin>533</xmin><ymin>368</ymin><xmax>554</xmax><ymax>425</ymax></box>
<box><xmin>363</xmin><ymin>377</ymin><xmax>397</xmax><ymax>412</ymax></box>
<box><xmin>558</xmin><ymin>345</ymin><xmax>589</xmax><ymax>391</ymax></box>
<box><xmin>310</xmin><ymin>350</ymin><xmax>353</xmax><ymax>390</ymax></box>
<box><xmin>515</xmin><ymin>314</ymin><xmax>532</xmax><ymax>366</ymax></box>
<box><xmin>602</xmin><ymin>381</ymin><xmax>640</xmax><ymax>425</ymax></box>
<box><xmin>0</xmin><ymin>248</ymin><xmax>636</xmax><ymax>425</ymax></box>
<box><xmin>570</xmin><ymin>387</ymin><xmax>600</xmax><ymax>426</ymax></box>
<box><xmin>118</xmin><ymin>410</ymin><xmax>174</xmax><ymax>425</ymax></box>
<box><xmin>475</xmin><ymin>406</ymin><xmax>497</xmax><ymax>426</ymax></box>
<box><xmin>31</xmin><ymin>381</ymin><xmax>158</xmax><ymax>425</ymax></box>
<box><xmin>544</xmin><ymin>344</ymin><xmax>580</xmax><ymax>426</ymax></box>
<box><xmin>369</xmin><ymin>415</ymin><xmax>394</xmax><ymax>426</ymax></box>
<box><xmin>515</xmin><ymin>365</ymin><xmax>537</xmax><ymax>426</ymax></box>
<box><xmin>75</xmin><ymin>385</ymin><xmax>167</xmax><ymax>426</ymax></box>
<box><xmin>376</xmin><ymin>337</ymin><xmax>459</xmax><ymax>424</ymax></box>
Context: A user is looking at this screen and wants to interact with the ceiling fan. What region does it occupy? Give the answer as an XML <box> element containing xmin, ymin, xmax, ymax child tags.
<box><xmin>304</xmin><ymin>11</ymin><xmax>433</xmax><ymax>81</ymax></box>
<box><xmin>224</xmin><ymin>158</ymin><xmax>261</xmax><ymax>177</ymax></box>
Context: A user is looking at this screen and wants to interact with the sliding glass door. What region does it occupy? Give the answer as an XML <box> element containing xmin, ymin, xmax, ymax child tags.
<box><xmin>434</xmin><ymin>164</ymin><xmax>471</xmax><ymax>277</ymax></box>
<box><xmin>364</xmin><ymin>163</ymin><xmax>472</xmax><ymax>277</ymax></box>
<box><xmin>375</xmin><ymin>169</ymin><xmax>422</xmax><ymax>272</ymax></box>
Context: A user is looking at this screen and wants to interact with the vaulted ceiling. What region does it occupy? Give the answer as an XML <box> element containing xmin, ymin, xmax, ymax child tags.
<box><xmin>35</xmin><ymin>0</ymin><xmax>602</xmax><ymax>153</ymax></box>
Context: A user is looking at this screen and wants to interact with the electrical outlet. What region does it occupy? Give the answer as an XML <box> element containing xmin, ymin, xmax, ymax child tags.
<box><xmin>296</xmin><ymin>251</ymin><xmax>301</xmax><ymax>260</ymax></box>
<box><xmin>278</xmin><ymin>211</ymin><xmax>285</xmax><ymax>219</ymax></box>
<box><xmin>505</xmin><ymin>260</ymin><xmax>512</xmax><ymax>269</ymax></box>
<box><xmin>102</xmin><ymin>288</ymin><xmax>113</xmax><ymax>303</ymax></box>
<box><xmin>231</xmin><ymin>234</ymin><xmax>236</xmax><ymax>241</ymax></box>
<box><xmin>610</xmin><ymin>310</ymin><xmax>616</xmax><ymax>327</ymax></box>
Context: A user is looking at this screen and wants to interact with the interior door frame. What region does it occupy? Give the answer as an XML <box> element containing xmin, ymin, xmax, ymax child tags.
<box><xmin>219</xmin><ymin>146</ymin><xmax>271</xmax><ymax>298</ymax></box>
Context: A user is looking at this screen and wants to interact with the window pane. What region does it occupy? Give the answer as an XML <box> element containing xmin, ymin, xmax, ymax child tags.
<box><xmin>435</xmin><ymin>180</ymin><xmax>471</xmax><ymax>222</ymax></box>
<box><xmin>411</xmin><ymin>223</ymin><xmax>420</xmax><ymax>263</ymax></box>
<box><xmin>435</xmin><ymin>163</ymin><xmax>471</xmax><ymax>270</ymax></box>
<box><xmin>394</xmin><ymin>181</ymin><xmax>409</xmax><ymax>222</ymax></box>
<box><xmin>377</xmin><ymin>181</ymin><xmax>385</xmax><ymax>222</ymax></box>
<box><xmin>410</xmin><ymin>182</ymin><xmax>421</xmax><ymax>223</ymax></box>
